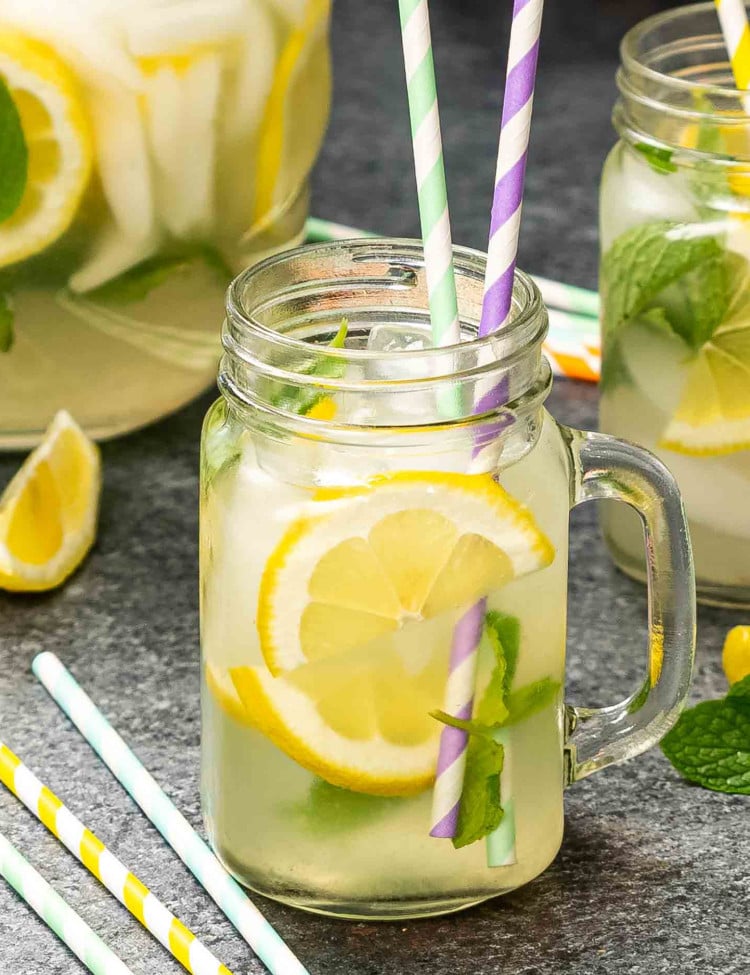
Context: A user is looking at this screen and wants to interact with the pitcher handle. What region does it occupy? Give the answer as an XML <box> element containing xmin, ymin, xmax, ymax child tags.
<box><xmin>563</xmin><ymin>428</ymin><xmax>696</xmax><ymax>783</ymax></box>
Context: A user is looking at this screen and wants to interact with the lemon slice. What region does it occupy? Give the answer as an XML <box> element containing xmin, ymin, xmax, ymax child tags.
<box><xmin>659</xmin><ymin>257</ymin><xmax>750</xmax><ymax>455</ymax></box>
<box><xmin>252</xmin><ymin>0</ymin><xmax>330</xmax><ymax>227</ymax></box>
<box><xmin>226</xmin><ymin>618</ymin><xmax>453</xmax><ymax>796</ymax></box>
<box><xmin>0</xmin><ymin>31</ymin><xmax>92</xmax><ymax>268</ymax></box>
<box><xmin>257</xmin><ymin>471</ymin><xmax>554</xmax><ymax>674</ymax></box>
<box><xmin>0</xmin><ymin>411</ymin><xmax>100</xmax><ymax>592</ymax></box>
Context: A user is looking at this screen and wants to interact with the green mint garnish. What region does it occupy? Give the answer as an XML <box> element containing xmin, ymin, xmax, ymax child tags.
<box><xmin>288</xmin><ymin>778</ymin><xmax>399</xmax><ymax>836</ymax></box>
<box><xmin>0</xmin><ymin>289</ymin><xmax>13</xmax><ymax>352</ymax></box>
<box><xmin>270</xmin><ymin>318</ymin><xmax>348</xmax><ymax>416</ymax></box>
<box><xmin>451</xmin><ymin>735</ymin><xmax>505</xmax><ymax>848</ymax></box>
<box><xmin>661</xmin><ymin>675</ymin><xmax>750</xmax><ymax>795</ymax></box>
<box><xmin>599</xmin><ymin>220</ymin><xmax>732</xmax><ymax>390</ymax></box>
<box><xmin>432</xmin><ymin>613</ymin><xmax>560</xmax><ymax>850</ymax></box>
<box><xmin>84</xmin><ymin>246</ymin><xmax>230</xmax><ymax>304</ymax></box>
<box><xmin>0</xmin><ymin>75</ymin><xmax>28</xmax><ymax>224</ymax></box>
<box><xmin>505</xmin><ymin>677</ymin><xmax>560</xmax><ymax>726</ymax></box>
<box><xmin>601</xmin><ymin>220</ymin><xmax>725</xmax><ymax>340</ymax></box>
<box><xmin>634</xmin><ymin>142</ymin><xmax>677</xmax><ymax>175</ymax></box>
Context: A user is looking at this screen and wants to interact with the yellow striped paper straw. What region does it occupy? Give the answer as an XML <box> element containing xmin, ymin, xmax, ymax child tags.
<box><xmin>715</xmin><ymin>0</ymin><xmax>750</xmax><ymax>90</ymax></box>
<box><xmin>0</xmin><ymin>831</ymin><xmax>134</xmax><ymax>975</ymax></box>
<box><xmin>0</xmin><ymin>742</ymin><xmax>233</xmax><ymax>975</ymax></box>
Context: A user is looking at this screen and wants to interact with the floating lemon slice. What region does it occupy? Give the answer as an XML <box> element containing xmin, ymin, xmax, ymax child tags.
<box><xmin>257</xmin><ymin>470</ymin><xmax>554</xmax><ymax>674</ymax></box>
<box><xmin>229</xmin><ymin>634</ymin><xmax>449</xmax><ymax>796</ymax></box>
<box><xmin>0</xmin><ymin>411</ymin><xmax>100</xmax><ymax>592</ymax></box>
<box><xmin>0</xmin><ymin>31</ymin><xmax>92</xmax><ymax>268</ymax></box>
<box><xmin>220</xmin><ymin>472</ymin><xmax>553</xmax><ymax>796</ymax></box>
<box><xmin>660</xmin><ymin>258</ymin><xmax>750</xmax><ymax>455</ymax></box>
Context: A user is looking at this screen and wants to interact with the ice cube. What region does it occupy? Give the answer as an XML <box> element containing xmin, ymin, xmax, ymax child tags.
<box><xmin>365</xmin><ymin>322</ymin><xmax>434</xmax><ymax>380</ymax></box>
<box><xmin>601</xmin><ymin>149</ymin><xmax>698</xmax><ymax>251</ymax></box>
<box><xmin>364</xmin><ymin>323</ymin><xmax>450</xmax><ymax>424</ymax></box>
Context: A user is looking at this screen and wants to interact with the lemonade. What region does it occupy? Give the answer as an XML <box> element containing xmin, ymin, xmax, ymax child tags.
<box><xmin>201</xmin><ymin>403</ymin><xmax>569</xmax><ymax>918</ymax></box>
<box><xmin>0</xmin><ymin>0</ymin><xmax>331</xmax><ymax>447</ymax></box>
<box><xmin>199</xmin><ymin>241</ymin><xmax>696</xmax><ymax>919</ymax></box>
<box><xmin>598</xmin><ymin>6</ymin><xmax>750</xmax><ymax>606</ymax></box>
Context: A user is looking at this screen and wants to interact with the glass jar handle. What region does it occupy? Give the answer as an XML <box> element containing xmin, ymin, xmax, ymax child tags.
<box><xmin>563</xmin><ymin>428</ymin><xmax>696</xmax><ymax>784</ymax></box>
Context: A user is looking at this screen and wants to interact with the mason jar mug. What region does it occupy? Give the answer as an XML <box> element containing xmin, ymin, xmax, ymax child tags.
<box><xmin>200</xmin><ymin>240</ymin><xmax>696</xmax><ymax>920</ymax></box>
<box><xmin>599</xmin><ymin>2</ymin><xmax>750</xmax><ymax>606</ymax></box>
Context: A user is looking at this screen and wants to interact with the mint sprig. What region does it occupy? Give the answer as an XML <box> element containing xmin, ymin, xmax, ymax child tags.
<box><xmin>634</xmin><ymin>142</ymin><xmax>677</xmax><ymax>175</ymax></box>
<box><xmin>84</xmin><ymin>246</ymin><xmax>231</xmax><ymax>304</ymax></box>
<box><xmin>269</xmin><ymin>318</ymin><xmax>348</xmax><ymax>416</ymax></box>
<box><xmin>599</xmin><ymin>220</ymin><xmax>732</xmax><ymax>390</ymax></box>
<box><xmin>0</xmin><ymin>75</ymin><xmax>28</xmax><ymax>224</ymax></box>
<box><xmin>661</xmin><ymin>675</ymin><xmax>750</xmax><ymax>794</ymax></box>
<box><xmin>432</xmin><ymin>613</ymin><xmax>560</xmax><ymax>849</ymax></box>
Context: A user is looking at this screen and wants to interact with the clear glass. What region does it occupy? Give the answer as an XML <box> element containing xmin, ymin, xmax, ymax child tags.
<box><xmin>0</xmin><ymin>0</ymin><xmax>331</xmax><ymax>448</ymax></box>
<box><xmin>200</xmin><ymin>240</ymin><xmax>696</xmax><ymax>920</ymax></box>
<box><xmin>599</xmin><ymin>2</ymin><xmax>750</xmax><ymax>606</ymax></box>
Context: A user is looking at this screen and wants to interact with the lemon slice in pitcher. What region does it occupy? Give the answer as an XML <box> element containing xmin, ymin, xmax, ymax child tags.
<box><xmin>257</xmin><ymin>471</ymin><xmax>554</xmax><ymax>674</ymax></box>
<box><xmin>0</xmin><ymin>31</ymin><xmax>92</xmax><ymax>267</ymax></box>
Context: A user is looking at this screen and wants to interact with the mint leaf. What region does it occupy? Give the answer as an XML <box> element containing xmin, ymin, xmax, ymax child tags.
<box><xmin>506</xmin><ymin>677</ymin><xmax>561</xmax><ymax>726</ymax></box>
<box><xmin>452</xmin><ymin>735</ymin><xmax>504</xmax><ymax>849</ymax></box>
<box><xmin>484</xmin><ymin>610</ymin><xmax>519</xmax><ymax>697</ymax></box>
<box><xmin>270</xmin><ymin>319</ymin><xmax>348</xmax><ymax>416</ymax></box>
<box><xmin>0</xmin><ymin>290</ymin><xmax>13</xmax><ymax>352</ymax></box>
<box><xmin>287</xmin><ymin>778</ymin><xmax>399</xmax><ymax>836</ymax></box>
<box><xmin>85</xmin><ymin>250</ymin><xmax>225</xmax><ymax>304</ymax></box>
<box><xmin>728</xmin><ymin>674</ymin><xmax>750</xmax><ymax>706</ymax></box>
<box><xmin>600</xmin><ymin>221</ymin><xmax>725</xmax><ymax>340</ymax></box>
<box><xmin>432</xmin><ymin>612</ymin><xmax>559</xmax><ymax>849</ymax></box>
<box><xmin>430</xmin><ymin>710</ymin><xmax>501</xmax><ymax>738</ymax></box>
<box><xmin>649</xmin><ymin>251</ymin><xmax>729</xmax><ymax>349</ymax></box>
<box><xmin>661</xmin><ymin>696</ymin><xmax>750</xmax><ymax>794</ymax></box>
<box><xmin>0</xmin><ymin>75</ymin><xmax>28</xmax><ymax>223</ymax></box>
<box><xmin>634</xmin><ymin>142</ymin><xmax>677</xmax><ymax>175</ymax></box>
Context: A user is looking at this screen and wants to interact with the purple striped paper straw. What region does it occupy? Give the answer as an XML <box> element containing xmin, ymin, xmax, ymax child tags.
<box><xmin>430</xmin><ymin>0</ymin><xmax>544</xmax><ymax>854</ymax></box>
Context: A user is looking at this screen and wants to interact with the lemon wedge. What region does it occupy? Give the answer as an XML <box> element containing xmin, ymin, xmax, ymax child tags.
<box><xmin>0</xmin><ymin>411</ymin><xmax>100</xmax><ymax>592</ymax></box>
<box><xmin>257</xmin><ymin>470</ymin><xmax>554</xmax><ymax>674</ymax></box>
<box><xmin>0</xmin><ymin>30</ymin><xmax>92</xmax><ymax>268</ymax></box>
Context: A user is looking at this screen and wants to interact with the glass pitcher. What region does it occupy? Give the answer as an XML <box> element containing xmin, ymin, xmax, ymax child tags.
<box><xmin>0</xmin><ymin>0</ymin><xmax>331</xmax><ymax>447</ymax></box>
<box><xmin>200</xmin><ymin>240</ymin><xmax>695</xmax><ymax>920</ymax></box>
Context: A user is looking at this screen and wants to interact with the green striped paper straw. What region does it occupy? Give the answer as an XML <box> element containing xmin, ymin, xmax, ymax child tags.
<box><xmin>32</xmin><ymin>652</ymin><xmax>309</xmax><ymax>975</ymax></box>
<box><xmin>304</xmin><ymin>217</ymin><xmax>600</xmax><ymax>320</ymax></box>
<box><xmin>397</xmin><ymin>0</ymin><xmax>461</xmax><ymax>347</ymax></box>
<box><xmin>0</xmin><ymin>831</ymin><xmax>134</xmax><ymax>975</ymax></box>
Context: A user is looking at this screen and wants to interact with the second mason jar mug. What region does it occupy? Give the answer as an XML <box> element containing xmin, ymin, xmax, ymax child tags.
<box><xmin>599</xmin><ymin>2</ymin><xmax>750</xmax><ymax>606</ymax></box>
<box><xmin>200</xmin><ymin>240</ymin><xmax>695</xmax><ymax>920</ymax></box>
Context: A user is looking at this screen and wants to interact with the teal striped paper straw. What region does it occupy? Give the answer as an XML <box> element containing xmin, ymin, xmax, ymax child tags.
<box><xmin>531</xmin><ymin>273</ymin><xmax>600</xmax><ymax>319</ymax></box>
<box><xmin>304</xmin><ymin>217</ymin><xmax>377</xmax><ymax>242</ymax></box>
<box><xmin>397</xmin><ymin>0</ymin><xmax>461</xmax><ymax>347</ymax></box>
<box><xmin>304</xmin><ymin>217</ymin><xmax>600</xmax><ymax>321</ymax></box>
<box><xmin>32</xmin><ymin>652</ymin><xmax>309</xmax><ymax>975</ymax></box>
<box><xmin>0</xmin><ymin>831</ymin><xmax>134</xmax><ymax>975</ymax></box>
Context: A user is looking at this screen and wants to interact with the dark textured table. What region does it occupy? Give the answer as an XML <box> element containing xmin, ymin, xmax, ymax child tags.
<box><xmin>1</xmin><ymin>2</ymin><xmax>747</xmax><ymax>973</ymax></box>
